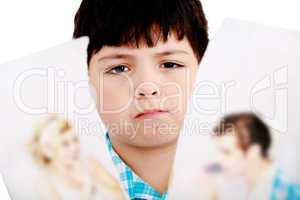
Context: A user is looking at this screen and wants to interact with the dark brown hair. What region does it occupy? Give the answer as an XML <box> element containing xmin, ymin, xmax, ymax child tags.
<box><xmin>73</xmin><ymin>0</ymin><xmax>209</xmax><ymax>66</ymax></box>
<box><xmin>213</xmin><ymin>112</ymin><xmax>272</xmax><ymax>158</ymax></box>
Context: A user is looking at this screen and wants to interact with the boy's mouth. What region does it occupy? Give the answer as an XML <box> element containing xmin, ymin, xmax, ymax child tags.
<box><xmin>134</xmin><ymin>109</ymin><xmax>168</xmax><ymax>120</ymax></box>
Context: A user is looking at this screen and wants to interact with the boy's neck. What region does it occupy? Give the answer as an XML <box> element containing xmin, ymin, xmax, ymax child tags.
<box><xmin>110</xmin><ymin>137</ymin><xmax>178</xmax><ymax>194</ymax></box>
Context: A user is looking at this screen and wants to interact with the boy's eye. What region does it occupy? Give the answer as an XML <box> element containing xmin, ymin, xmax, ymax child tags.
<box><xmin>160</xmin><ymin>62</ymin><xmax>184</xmax><ymax>69</ymax></box>
<box><xmin>107</xmin><ymin>65</ymin><xmax>130</xmax><ymax>74</ymax></box>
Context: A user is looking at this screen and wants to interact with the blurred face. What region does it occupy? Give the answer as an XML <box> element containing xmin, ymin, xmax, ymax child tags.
<box><xmin>40</xmin><ymin>118</ymin><xmax>81</xmax><ymax>165</ymax></box>
<box><xmin>56</xmin><ymin>131</ymin><xmax>80</xmax><ymax>163</ymax></box>
<box><xmin>215</xmin><ymin>133</ymin><xmax>246</xmax><ymax>176</ymax></box>
<box><xmin>89</xmin><ymin>33</ymin><xmax>199</xmax><ymax>148</ymax></box>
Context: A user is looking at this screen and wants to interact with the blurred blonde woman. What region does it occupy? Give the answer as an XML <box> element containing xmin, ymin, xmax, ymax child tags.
<box><xmin>28</xmin><ymin>114</ymin><xmax>125</xmax><ymax>200</ymax></box>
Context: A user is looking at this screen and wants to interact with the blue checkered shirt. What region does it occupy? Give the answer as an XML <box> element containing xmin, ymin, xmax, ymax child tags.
<box><xmin>105</xmin><ymin>133</ymin><xmax>168</xmax><ymax>200</ymax></box>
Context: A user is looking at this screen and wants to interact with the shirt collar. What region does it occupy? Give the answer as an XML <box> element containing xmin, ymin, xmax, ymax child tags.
<box><xmin>105</xmin><ymin>132</ymin><xmax>168</xmax><ymax>200</ymax></box>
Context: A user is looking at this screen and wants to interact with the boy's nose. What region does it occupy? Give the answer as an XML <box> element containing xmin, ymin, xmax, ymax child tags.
<box><xmin>138</xmin><ymin>90</ymin><xmax>158</xmax><ymax>97</ymax></box>
<box><xmin>136</xmin><ymin>82</ymin><xmax>160</xmax><ymax>98</ymax></box>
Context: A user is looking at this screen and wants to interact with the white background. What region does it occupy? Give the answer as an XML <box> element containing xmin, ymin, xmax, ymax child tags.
<box><xmin>0</xmin><ymin>0</ymin><xmax>300</xmax><ymax>199</ymax></box>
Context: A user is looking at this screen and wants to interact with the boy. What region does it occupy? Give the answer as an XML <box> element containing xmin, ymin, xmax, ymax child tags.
<box><xmin>73</xmin><ymin>0</ymin><xmax>209</xmax><ymax>199</ymax></box>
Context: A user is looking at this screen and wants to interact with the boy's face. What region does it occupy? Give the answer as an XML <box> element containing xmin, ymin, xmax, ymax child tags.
<box><xmin>89</xmin><ymin>33</ymin><xmax>199</xmax><ymax>148</ymax></box>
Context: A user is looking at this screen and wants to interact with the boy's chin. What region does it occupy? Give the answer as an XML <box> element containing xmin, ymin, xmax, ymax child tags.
<box><xmin>109</xmin><ymin>116</ymin><xmax>183</xmax><ymax>148</ymax></box>
<box><xmin>125</xmin><ymin>130</ymin><xmax>180</xmax><ymax>148</ymax></box>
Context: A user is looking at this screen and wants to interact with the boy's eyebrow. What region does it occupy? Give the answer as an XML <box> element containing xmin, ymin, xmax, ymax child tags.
<box><xmin>97</xmin><ymin>54</ymin><xmax>134</xmax><ymax>62</ymax></box>
<box><xmin>154</xmin><ymin>50</ymin><xmax>190</xmax><ymax>57</ymax></box>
